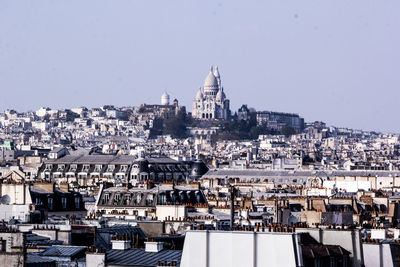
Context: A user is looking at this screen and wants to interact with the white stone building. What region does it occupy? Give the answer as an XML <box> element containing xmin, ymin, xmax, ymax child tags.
<box><xmin>192</xmin><ymin>65</ymin><xmax>230</xmax><ymax>120</ymax></box>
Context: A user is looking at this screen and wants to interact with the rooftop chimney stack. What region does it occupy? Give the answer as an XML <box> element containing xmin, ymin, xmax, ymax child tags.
<box><xmin>145</xmin><ymin>241</ymin><xmax>164</xmax><ymax>252</ymax></box>
<box><xmin>111</xmin><ymin>239</ymin><xmax>131</xmax><ymax>250</ymax></box>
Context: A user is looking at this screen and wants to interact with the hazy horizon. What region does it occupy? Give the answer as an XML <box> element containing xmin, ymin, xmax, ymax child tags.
<box><xmin>1</xmin><ymin>1</ymin><xmax>399</xmax><ymax>133</ymax></box>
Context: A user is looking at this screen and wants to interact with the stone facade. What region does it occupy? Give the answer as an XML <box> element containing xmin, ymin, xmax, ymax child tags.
<box><xmin>192</xmin><ymin>66</ymin><xmax>230</xmax><ymax>120</ymax></box>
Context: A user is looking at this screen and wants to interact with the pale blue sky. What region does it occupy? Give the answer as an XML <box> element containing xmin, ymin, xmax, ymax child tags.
<box><xmin>1</xmin><ymin>1</ymin><xmax>399</xmax><ymax>132</ymax></box>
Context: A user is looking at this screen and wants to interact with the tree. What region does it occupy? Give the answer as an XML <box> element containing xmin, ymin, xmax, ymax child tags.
<box><xmin>281</xmin><ymin>125</ymin><xmax>295</xmax><ymax>137</ymax></box>
<box><xmin>163</xmin><ymin>112</ymin><xmax>188</xmax><ymax>138</ymax></box>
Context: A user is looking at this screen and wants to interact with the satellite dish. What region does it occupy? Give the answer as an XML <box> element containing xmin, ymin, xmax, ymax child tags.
<box><xmin>0</xmin><ymin>195</ymin><xmax>11</xmax><ymax>205</ymax></box>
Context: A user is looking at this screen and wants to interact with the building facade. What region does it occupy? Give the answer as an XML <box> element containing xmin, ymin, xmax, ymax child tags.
<box><xmin>192</xmin><ymin>66</ymin><xmax>230</xmax><ymax>120</ymax></box>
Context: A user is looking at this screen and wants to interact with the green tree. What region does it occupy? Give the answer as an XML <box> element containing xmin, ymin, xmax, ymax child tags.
<box><xmin>281</xmin><ymin>125</ymin><xmax>295</xmax><ymax>137</ymax></box>
<box><xmin>163</xmin><ymin>112</ymin><xmax>188</xmax><ymax>138</ymax></box>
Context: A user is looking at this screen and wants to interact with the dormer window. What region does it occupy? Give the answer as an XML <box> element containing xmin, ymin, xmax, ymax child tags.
<box><xmin>107</xmin><ymin>165</ymin><xmax>115</xmax><ymax>172</ymax></box>
<box><xmin>120</xmin><ymin>165</ymin><xmax>128</xmax><ymax>172</ymax></box>
<box><xmin>94</xmin><ymin>165</ymin><xmax>102</xmax><ymax>172</ymax></box>
<box><xmin>136</xmin><ymin>194</ymin><xmax>142</xmax><ymax>204</ymax></box>
<box><xmin>82</xmin><ymin>164</ymin><xmax>90</xmax><ymax>172</ymax></box>
<box><xmin>125</xmin><ymin>194</ymin><xmax>131</xmax><ymax>205</ymax></box>
<box><xmin>57</xmin><ymin>164</ymin><xmax>65</xmax><ymax>171</ymax></box>
<box><xmin>146</xmin><ymin>194</ymin><xmax>154</xmax><ymax>206</ymax></box>
<box><xmin>104</xmin><ymin>194</ymin><xmax>110</xmax><ymax>202</ymax></box>
<box><xmin>70</xmin><ymin>164</ymin><xmax>77</xmax><ymax>172</ymax></box>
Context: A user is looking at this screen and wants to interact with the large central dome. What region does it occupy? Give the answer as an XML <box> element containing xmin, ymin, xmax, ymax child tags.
<box><xmin>203</xmin><ymin>66</ymin><xmax>219</xmax><ymax>94</ymax></box>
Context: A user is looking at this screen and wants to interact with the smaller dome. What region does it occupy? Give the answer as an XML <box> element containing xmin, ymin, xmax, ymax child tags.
<box><xmin>216</xmin><ymin>90</ymin><xmax>225</xmax><ymax>101</ymax></box>
<box><xmin>196</xmin><ymin>88</ymin><xmax>204</xmax><ymax>100</ymax></box>
<box><xmin>161</xmin><ymin>92</ymin><xmax>170</xmax><ymax>105</ymax></box>
<box><xmin>190</xmin><ymin>160</ymin><xmax>209</xmax><ymax>179</ymax></box>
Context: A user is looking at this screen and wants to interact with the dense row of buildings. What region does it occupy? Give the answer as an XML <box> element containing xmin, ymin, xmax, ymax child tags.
<box><xmin>1</xmin><ymin>66</ymin><xmax>400</xmax><ymax>266</ymax></box>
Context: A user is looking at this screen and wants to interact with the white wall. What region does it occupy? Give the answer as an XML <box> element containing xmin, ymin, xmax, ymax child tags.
<box><xmin>323</xmin><ymin>180</ymin><xmax>371</xmax><ymax>193</ymax></box>
<box><xmin>0</xmin><ymin>183</ymin><xmax>32</xmax><ymax>204</ymax></box>
<box><xmin>180</xmin><ymin>230</ymin><xmax>302</xmax><ymax>267</ymax></box>
<box><xmin>363</xmin><ymin>243</ymin><xmax>394</xmax><ymax>267</ymax></box>
<box><xmin>296</xmin><ymin>228</ymin><xmax>364</xmax><ymax>267</ymax></box>
<box><xmin>0</xmin><ymin>204</ymin><xmax>30</xmax><ymax>222</ymax></box>
<box><xmin>156</xmin><ymin>205</ymin><xmax>187</xmax><ymax>221</ymax></box>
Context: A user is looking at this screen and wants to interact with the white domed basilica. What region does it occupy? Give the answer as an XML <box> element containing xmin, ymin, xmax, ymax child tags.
<box><xmin>192</xmin><ymin>65</ymin><xmax>230</xmax><ymax>120</ymax></box>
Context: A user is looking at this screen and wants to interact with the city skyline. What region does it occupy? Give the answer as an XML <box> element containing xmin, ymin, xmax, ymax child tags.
<box><xmin>1</xmin><ymin>1</ymin><xmax>399</xmax><ymax>132</ymax></box>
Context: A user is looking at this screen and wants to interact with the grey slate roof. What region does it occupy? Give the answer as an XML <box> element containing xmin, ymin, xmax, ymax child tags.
<box><xmin>26</xmin><ymin>254</ymin><xmax>56</xmax><ymax>264</ymax></box>
<box><xmin>96</xmin><ymin>225</ymin><xmax>147</xmax><ymax>249</ymax></box>
<box><xmin>26</xmin><ymin>233</ymin><xmax>64</xmax><ymax>246</ymax></box>
<box><xmin>44</xmin><ymin>154</ymin><xmax>136</xmax><ymax>164</ymax></box>
<box><xmin>106</xmin><ymin>248</ymin><xmax>182</xmax><ymax>266</ymax></box>
<box><xmin>203</xmin><ymin>169</ymin><xmax>400</xmax><ymax>179</ymax></box>
<box><xmin>40</xmin><ymin>245</ymin><xmax>86</xmax><ymax>257</ymax></box>
<box><xmin>97</xmin><ymin>225</ymin><xmax>147</xmax><ymax>237</ymax></box>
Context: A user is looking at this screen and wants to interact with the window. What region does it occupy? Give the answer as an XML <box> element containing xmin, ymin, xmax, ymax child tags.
<box><xmin>82</xmin><ymin>164</ymin><xmax>90</xmax><ymax>172</ymax></box>
<box><xmin>75</xmin><ymin>197</ymin><xmax>80</xmax><ymax>209</ymax></box>
<box><xmin>45</xmin><ymin>164</ymin><xmax>52</xmax><ymax>171</ymax></box>
<box><xmin>62</xmin><ymin>197</ymin><xmax>67</xmax><ymax>209</ymax></box>
<box><xmin>57</xmin><ymin>164</ymin><xmax>65</xmax><ymax>171</ymax></box>
<box><xmin>158</xmin><ymin>194</ymin><xmax>166</xmax><ymax>204</ymax></box>
<box><xmin>125</xmin><ymin>195</ymin><xmax>131</xmax><ymax>205</ymax></box>
<box><xmin>48</xmin><ymin>198</ymin><xmax>53</xmax><ymax>210</ymax></box>
<box><xmin>107</xmin><ymin>165</ymin><xmax>115</xmax><ymax>172</ymax></box>
<box><xmin>94</xmin><ymin>165</ymin><xmax>102</xmax><ymax>172</ymax></box>
<box><xmin>120</xmin><ymin>165</ymin><xmax>128</xmax><ymax>172</ymax></box>
<box><xmin>1</xmin><ymin>240</ymin><xmax>6</xmax><ymax>252</ymax></box>
<box><xmin>136</xmin><ymin>194</ymin><xmax>142</xmax><ymax>204</ymax></box>
<box><xmin>70</xmin><ymin>164</ymin><xmax>77</xmax><ymax>172</ymax></box>
<box><xmin>146</xmin><ymin>194</ymin><xmax>154</xmax><ymax>206</ymax></box>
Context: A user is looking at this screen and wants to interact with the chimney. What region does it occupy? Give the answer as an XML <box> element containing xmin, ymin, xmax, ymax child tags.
<box><xmin>86</xmin><ymin>248</ymin><xmax>106</xmax><ymax>267</ymax></box>
<box><xmin>145</xmin><ymin>241</ymin><xmax>164</xmax><ymax>252</ymax></box>
<box><xmin>111</xmin><ymin>239</ymin><xmax>131</xmax><ymax>250</ymax></box>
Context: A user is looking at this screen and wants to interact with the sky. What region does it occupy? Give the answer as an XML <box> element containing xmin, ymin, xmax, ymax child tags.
<box><xmin>0</xmin><ymin>1</ymin><xmax>399</xmax><ymax>132</ymax></box>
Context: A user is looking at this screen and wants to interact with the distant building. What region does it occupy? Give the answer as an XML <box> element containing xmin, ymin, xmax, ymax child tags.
<box><xmin>161</xmin><ymin>92</ymin><xmax>170</xmax><ymax>105</ymax></box>
<box><xmin>138</xmin><ymin>99</ymin><xmax>185</xmax><ymax>119</ymax></box>
<box><xmin>256</xmin><ymin>111</ymin><xmax>304</xmax><ymax>132</ymax></box>
<box><xmin>192</xmin><ymin>66</ymin><xmax>230</xmax><ymax>120</ymax></box>
<box><xmin>95</xmin><ymin>183</ymin><xmax>207</xmax><ymax>220</ymax></box>
<box><xmin>38</xmin><ymin>154</ymin><xmax>208</xmax><ymax>185</ymax></box>
<box><xmin>237</xmin><ymin>104</ymin><xmax>251</xmax><ymax>121</ymax></box>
